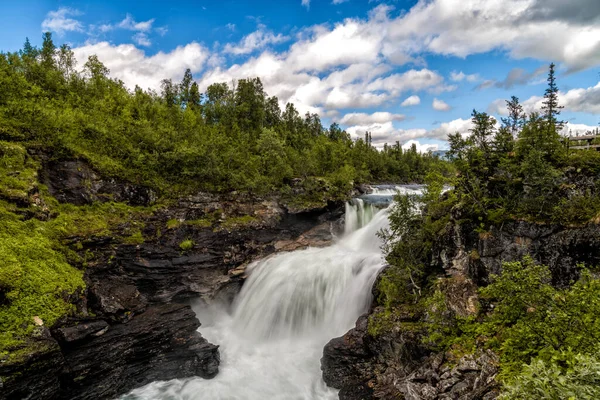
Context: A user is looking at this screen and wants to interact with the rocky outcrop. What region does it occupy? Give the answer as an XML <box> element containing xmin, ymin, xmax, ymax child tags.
<box><xmin>1</xmin><ymin>304</ymin><xmax>218</xmax><ymax>400</ymax></box>
<box><xmin>40</xmin><ymin>159</ymin><xmax>156</xmax><ymax>206</ymax></box>
<box><xmin>2</xmin><ymin>158</ymin><xmax>345</xmax><ymax>400</ymax></box>
<box><xmin>322</xmin><ymin>217</ymin><xmax>600</xmax><ymax>399</ymax></box>
<box><xmin>433</xmin><ymin>220</ymin><xmax>600</xmax><ymax>286</ymax></box>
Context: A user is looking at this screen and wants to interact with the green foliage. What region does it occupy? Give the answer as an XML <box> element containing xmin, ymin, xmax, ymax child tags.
<box><xmin>500</xmin><ymin>350</ymin><xmax>600</xmax><ymax>400</ymax></box>
<box><xmin>0</xmin><ymin>141</ymin><xmax>39</xmax><ymax>201</ymax></box>
<box><xmin>179</xmin><ymin>239</ymin><xmax>194</xmax><ymax>251</ymax></box>
<box><xmin>0</xmin><ymin>203</ymin><xmax>84</xmax><ymax>356</ymax></box>
<box><xmin>423</xmin><ymin>257</ymin><xmax>600</xmax><ymax>386</ymax></box>
<box><xmin>447</xmin><ymin>65</ymin><xmax>599</xmax><ymax>225</ymax></box>
<box><xmin>219</xmin><ymin>215</ymin><xmax>257</xmax><ymax>230</ymax></box>
<box><xmin>0</xmin><ymin>33</ymin><xmax>448</xmax><ymax>199</ymax></box>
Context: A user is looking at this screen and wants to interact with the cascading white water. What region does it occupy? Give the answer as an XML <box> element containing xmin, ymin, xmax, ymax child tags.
<box><xmin>122</xmin><ymin>193</ymin><xmax>395</xmax><ymax>400</ymax></box>
<box><xmin>344</xmin><ymin>198</ymin><xmax>377</xmax><ymax>234</ymax></box>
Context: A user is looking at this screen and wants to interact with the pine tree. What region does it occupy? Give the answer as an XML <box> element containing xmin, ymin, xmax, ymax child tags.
<box><xmin>40</xmin><ymin>32</ymin><xmax>56</xmax><ymax>70</ymax></box>
<box><xmin>541</xmin><ymin>63</ymin><xmax>564</xmax><ymax>134</ymax></box>
<box><xmin>501</xmin><ymin>96</ymin><xmax>525</xmax><ymax>137</ymax></box>
<box><xmin>179</xmin><ymin>68</ymin><xmax>193</xmax><ymax>107</ymax></box>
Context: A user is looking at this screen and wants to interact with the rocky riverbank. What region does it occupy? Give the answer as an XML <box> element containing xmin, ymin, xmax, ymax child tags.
<box><xmin>0</xmin><ymin>158</ymin><xmax>345</xmax><ymax>400</ymax></box>
<box><xmin>321</xmin><ymin>216</ymin><xmax>600</xmax><ymax>400</ymax></box>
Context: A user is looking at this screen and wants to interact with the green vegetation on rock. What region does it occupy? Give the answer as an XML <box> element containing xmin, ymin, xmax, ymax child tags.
<box><xmin>374</xmin><ymin>64</ymin><xmax>600</xmax><ymax>397</ymax></box>
<box><xmin>0</xmin><ymin>203</ymin><xmax>84</xmax><ymax>356</ymax></box>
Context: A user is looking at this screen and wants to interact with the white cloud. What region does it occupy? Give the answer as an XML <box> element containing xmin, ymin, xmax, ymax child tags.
<box><xmin>402</xmin><ymin>139</ymin><xmax>439</xmax><ymax>153</ymax></box>
<box><xmin>339</xmin><ymin>112</ymin><xmax>405</xmax><ymax>125</ymax></box>
<box><xmin>41</xmin><ymin>7</ymin><xmax>83</xmax><ymax>35</ymax></box>
<box><xmin>345</xmin><ymin>117</ymin><xmax>473</xmax><ymax>149</ymax></box>
<box><xmin>72</xmin><ymin>41</ymin><xmax>209</xmax><ymax>90</ymax></box>
<box><xmin>224</xmin><ymin>25</ymin><xmax>289</xmax><ymax>55</ymax></box>
<box><xmin>432</xmin><ymin>98</ymin><xmax>451</xmax><ymax>111</ymax></box>
<box><xmin>490</xmin><ymin>81</ymin><xmax>600</xmax><ymax>116</ymax></box>
<box><xmin>118</xmin><ymin>14</ymin><xmax>155</xmax><ymax>32</ymax></box>
<box><xmin>133</xmin><ymin>32</ymin><xmax>152</xmax><ymax>47</ymax></box>
<box><xmin>401</xmin><ymin>95</ymin><xmax>421</xmax><ymax>106</ymax></box>
<box><xmin>450</xmin><ymin>70</ymin><xmax>480</xmax><ymax>82</ymax></box>
<box><xmin>226</xmin><ymin>23</ymin><xmax>236</xmax><ymax>32</ymax></box>
<box><xmin>386</xmin><ymin>0</ymin><xmax>600</xmax><ymax>72</ymax></box>
<box><xmin>302</xmin><ymin>0</ymin><xmax>310</xmax><ymax>9</ymax></box>
<box><xmin>333</xmin><ymin>0</ymin><xmax>349</xmax><ymax>4</ymax></box>
<box><xmin>562</xmin><ymin>123</ymin><xmax>600</xmax><ymax>136</ymax></box>
<box><xmin>156</xmin><ymin>26</ymin><xmax>169</xmax><ymax>36</ymax></box>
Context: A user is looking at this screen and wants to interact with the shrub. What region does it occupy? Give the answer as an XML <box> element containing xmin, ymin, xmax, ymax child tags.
<box><xmin>179</xmin><ymin>239</ymin><xmax>194</xmax><ymax>251</ymax></box>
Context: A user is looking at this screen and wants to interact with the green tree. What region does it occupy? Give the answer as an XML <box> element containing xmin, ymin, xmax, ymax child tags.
<box><xmin>541</xmin><ymin>63</ymin><xmax>564</xmax><ymax>133</ymax></box>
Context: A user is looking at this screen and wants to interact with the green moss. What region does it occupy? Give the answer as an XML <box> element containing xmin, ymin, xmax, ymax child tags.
<box><xmin>0</xmin><ymin>202</ymin><xmax>84</xmax><ymax>357</ymax></box>
<box><xmin>179</xmin><ymin>239</ymin><xmax>194</xmax><ymax>251</ymax></box>
<box><xmin>122</xmin><ymin>230</ymin><xmax>145</xmax><ymax>245</ymax></box>
<box><xmin>166</xmin><ymin>219</ymin><xmax>181</xmax><ymax>229</ymax></box>
<box><xmin>220</xmin><ymin>215</ymin><xmax>257</xmax><ymax>230</ymax></box>
<box><xmin>0</xmin><ymin>141</ymin><xmax>39</xmax><ymax>202</ymax></box>
<box><xmin>185</xmin><ymin>218</ymin><xmax>212</xmax><ymax>228</ymax></box>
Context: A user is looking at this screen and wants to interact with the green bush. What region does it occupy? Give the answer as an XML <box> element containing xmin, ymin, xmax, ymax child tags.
<box><xmin>179</xmin><ymin>239</ymin><xmax>194</xmax><ymax>251</ymax></box>
<box><xmin>0</xmin><ymin>203</ymin><xmax>84</xmax><ymax>356</ymax></box>
<box><xmin>500</xmin><ymin>350</ymin><xmax>600</xmax><ymax>400</ymax></box>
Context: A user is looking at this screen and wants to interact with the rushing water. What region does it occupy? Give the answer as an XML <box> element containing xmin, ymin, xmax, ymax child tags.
<box><xmin>122</xmin><ymin>186</ymin><xmax>415</xmax><ymax>400</ymax></box>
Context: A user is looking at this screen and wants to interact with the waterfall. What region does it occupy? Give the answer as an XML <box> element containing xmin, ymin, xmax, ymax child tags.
<box><xmin>344</xmin><ymin>198</ymin><xmax>378</xmax><ymax>234</ymax></box>
<box><xmin>122</xmin><ymin>193</ymin><xmax>395</xmax><ymax>400</ymax></box>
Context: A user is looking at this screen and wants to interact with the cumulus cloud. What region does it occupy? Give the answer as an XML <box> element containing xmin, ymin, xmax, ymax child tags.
<box><xmin>480</xmin><ymin>66</ymin><xmax>547</xmax><ymax>90</ymax></box>
<box><xmin>432</xmin><ymin>98</ymin><xmax>451</xmax><ymax>111</ymax></box>
<box><xmin>489</xmin><ymin>81</ymin><xmax>600</xmax><ymax>116</ymax></box>
<box><xmin>302</xmin><ymin>0</ymin><xmax>310</xmax><ymax>9</ymax></box>
<box><xmin>41</xmin><ymin>7</ymin><xmax>83</xmax><ymax>35</ymax></box>
<box><xmin>68</xmin><ymin>0</ymin><xmax>599</xmax><ymax>146</ymax></box>
<box><xmin>345</xmin><ymin>117</ymin><xmax>473</xmax><ymax>150</ymax></box>
<box><xmin>224</xmin><ymin>25</ymin><xmax>289</xmax><ymax>55</ymax></box>
<box><xmin>401</xmin><ymin>95</ymin><xmax>421</xmax><ymax>106</ymax></box>
<box><xmin>402</xmin><ymin>140</ymin><xmax>439</xmax><ymax>153</ymax></box>
<box><xmin>339</xmin><ymin>112</ymin><xmax>405</xmax><ymax>125</ymax></box>
<box><xmin>450</xmin><ymin>71</ymin><xmax>480</xmax><ymax>82</ymax></box>
<box><xmin>118</xmin><ymin>14</ymin><xmax>155</xmax><ymax>32</ymax></box>
<box><xmin>133</xmin><ymin>32</ymin><xmax>152</xmax><ymax>47</ymax></box>
<box><xmin>386</xmin><ymin>0</ymin><xmax>600</xmax><ymax>72</ymax></box>
<box><xmin>72</xmin><ymin>41</ymin><xmax>209</xmax><ymax>90</ymax></box>
<box><xmin>333</xmin><ymin>0</ymin><xmax>350</xmax><ymax>4</ymax></box>
<box><xmin>562</xmin><ymin>123</ymin><xmax>600</xmax><ymax>136</ymax></box>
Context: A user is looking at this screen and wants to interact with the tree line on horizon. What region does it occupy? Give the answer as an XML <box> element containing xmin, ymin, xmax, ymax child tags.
<box><xmin>0</xmin><ymin>33</ymin><xmax>450</xmax><ymax>199</ymax></box>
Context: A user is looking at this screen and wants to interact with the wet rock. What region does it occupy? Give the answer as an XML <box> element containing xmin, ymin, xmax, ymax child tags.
<box><xmin>53</xmin><ymin>320</ymin><xmax>109</xmax><ymax>343</ymax></box>
<box><xmin>40</xmin><ymin>160</ymin><xmax>156</xmax><ymax>206</ymax></box>
<box><xmin>0</xmin><ymin>339</ymin><xmax>65</xmax><ymax>400</ymax></box>
<box><xmin>58</xmin><ymin>303</ymin><xmax>219</xmax><ymax>400</ymax></box>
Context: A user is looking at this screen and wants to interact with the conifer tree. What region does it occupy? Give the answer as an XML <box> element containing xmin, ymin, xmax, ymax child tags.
<box><xmin>501</xmin><ymin>96</ymin><xmax>526</xmax><ymax>137</ymax></box>
<box><xmin>541</xmin><ymin>63</ymin><xmax>564</xmax><ymax>133</ymax></box>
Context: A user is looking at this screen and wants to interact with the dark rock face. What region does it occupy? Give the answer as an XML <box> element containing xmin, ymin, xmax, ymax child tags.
<box><xmin>3</xmin><ymin>159</ymin><xmax>344</xmax><ymax>400</ymax></box>
<box><xmin>1</xmin><ymin>305</ymin><xmax>218</xmax><ymax>400</ymax></box>
<box><xmin>433</xmin><ymin>220</ymin><xmax>600</xmax><ymax>286</ymax></box>
<box><xmin>0</xmin><ymin>338</ymin><xmax>65</xmax><ymax>400</ymax></box>
<box><xmin>322</xmin><ymin>219</ymin><xmax>600</xmax><ymax>399</ymax></box>
<box><xmin>40</xmin><ymin>160</ymin><xmax>156</xmax><ymax>206</ymax></box>
<box><xmin>57</xmin><ymin>304</ymin><xmax>219</xmax><ymax>400</ymax></box>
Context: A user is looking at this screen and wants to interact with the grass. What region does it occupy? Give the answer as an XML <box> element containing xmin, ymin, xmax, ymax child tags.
<box><xmin>0</xmin><ymin>203</ymin><xmax>84</xmax><ymax>357</ymax></box>
<box><xmin>179</xmin><ymin>239</ymin><xmax>194</xmax><ymax>251</ymax></box>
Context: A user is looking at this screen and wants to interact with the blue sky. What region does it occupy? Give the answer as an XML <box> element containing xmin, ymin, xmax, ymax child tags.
<box><xmin>2</xmin><ymin>0</ymin><xmax>599</xmax><ymax>151</ymax></box>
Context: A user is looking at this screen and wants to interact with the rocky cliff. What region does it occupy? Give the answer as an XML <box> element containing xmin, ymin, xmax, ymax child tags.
<box><xmin>1</xmin><ymin>159</ymin><xmax>344</xmax><ymax>400</ymax></box>
<box><xmin>321</xmin><ymin>217</ymin><xmax>600</xmax><ymax>400</ymax></box>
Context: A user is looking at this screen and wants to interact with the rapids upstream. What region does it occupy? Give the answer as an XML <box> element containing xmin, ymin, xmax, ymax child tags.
<box><xmin>122</xmin><ymin>186</ymin><xmax>420</xmax><ymax>400</ymax></box>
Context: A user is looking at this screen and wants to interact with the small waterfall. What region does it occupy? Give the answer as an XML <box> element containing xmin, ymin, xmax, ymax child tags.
<box><xmin>122</xmin><ymin>190</ymin><xmax>401</xmax><ymax>400</ymax></box>
<box><xmin>344</xmin><ymin>198</ymin><xmax>378</xmax><ymax>234</ymax></box>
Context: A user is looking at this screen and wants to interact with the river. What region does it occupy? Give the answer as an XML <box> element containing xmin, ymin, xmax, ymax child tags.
<box><xmin>122</xmin><ymin>186</ymin><xmax>421</xmax><ymax>400</ymax></box>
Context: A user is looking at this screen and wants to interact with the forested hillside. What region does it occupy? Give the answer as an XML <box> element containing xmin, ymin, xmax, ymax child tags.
<box><xmin>365</xmin><ymin>64</ymin><xmax>600</xmax><ymax>399</ymax></box>
<box><xmin>0</xmin><ymin>33</ymin><xmax>450</xmax><ymax>361</ymax></box>
<box><xmin>1</xmin><ymin>33</ymin><xmax>447</xmax><ymax>199</ymax></box>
